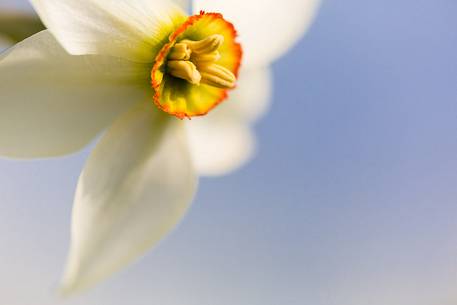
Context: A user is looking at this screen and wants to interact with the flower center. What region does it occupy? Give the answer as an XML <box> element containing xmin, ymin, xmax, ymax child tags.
<box><xmin>166</xmin><ymin>35</ymin><xmax>236</xmax><ymax>89</ymax></box>
<box><xmin>150</xmin><ymin>11</ymin><xmax>242</xmax><ymax>119</ymax></box>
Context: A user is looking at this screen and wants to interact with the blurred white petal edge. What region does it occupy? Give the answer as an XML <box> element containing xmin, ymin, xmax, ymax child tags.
<box><xmin>227</xmin><ymin>66</ymin><xmax>273</xmax><ymax>123</ymax></box>
<box><xmin>193</xmin><ymin>0</ymin><xmax>321</xmax><ymax>67</ymax></box>
<box><xmin>186</xmin><ymin>115</ymin><xmax>256</xmax><ymax>177</ymax></box>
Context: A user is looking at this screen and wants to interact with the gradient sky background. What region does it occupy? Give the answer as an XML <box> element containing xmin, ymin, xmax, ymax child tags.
<box><xmin>1</xmin><ymin>0</ymin><xmax>457</xmax><ymax>304</ymax></box>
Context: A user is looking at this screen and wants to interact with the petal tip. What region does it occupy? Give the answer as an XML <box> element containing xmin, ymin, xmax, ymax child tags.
<box><xmin>58</xmin><ymin>265</ymin><xmax>86</xmax><ymax>297</ymax></box>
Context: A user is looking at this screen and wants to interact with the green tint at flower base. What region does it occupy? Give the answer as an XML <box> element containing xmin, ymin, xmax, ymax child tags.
<box><xmin>152</xmin><ymin>11</ymin><xmax>242</xmax><ymax>119</ymax></box>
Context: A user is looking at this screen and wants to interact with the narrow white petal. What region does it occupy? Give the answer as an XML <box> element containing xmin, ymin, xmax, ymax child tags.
<box><xmin>0</xmin><ymin>31</ymin><xmax>151</xmax><ymax>158</ymax></box>
<box><xmin>193</xmin><ymin>0</ymin><xmax>321</xmax><ymax>67</ymax></box>
<box><xmin>186</xmin><ymin>113</ymin><xmax>255</xmax><ymax>177</ymax></box>
<box><xmin>184</xmin><ymin>67</ymin><xmax>271</xmax><ymax>176</ymax></box>
<box><xmin>224</xmin><ymin>66</ymin><xmax>273</xmax><ymax>123</ymax></box>
<box><xmin>62</xmin><ymin>102</ymin><xmax>197</xmax><ymax>294</ymax></box>
<box><xmin>30</xmin><ymin>0</ymin><xmax>187</xmax><ymax>62</ymax></box>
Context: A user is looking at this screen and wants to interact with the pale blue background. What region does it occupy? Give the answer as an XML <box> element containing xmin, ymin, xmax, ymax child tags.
<box><xmin>1</xmin><ymin>0</ymin><xmax>457</xmax><ymax>304</ymax></box>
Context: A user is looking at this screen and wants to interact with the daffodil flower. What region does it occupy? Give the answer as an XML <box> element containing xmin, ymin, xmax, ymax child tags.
<box><xmin>0</xmin><ymin>0</ymin><xmax>320</xmax><ymax>294</ymax></box>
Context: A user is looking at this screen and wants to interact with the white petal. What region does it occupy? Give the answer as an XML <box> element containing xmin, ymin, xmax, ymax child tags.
<box><xmin>30</xmin><ymin>0</ymin><xmax>187</xmax><ymax>62</ymax></box>
<box><xmin>224</xmin><ymin>66</ymin><xmax>273</xmax><ymax>123</ymax></box>
<box><xmin>61</xmin><ymin>102</ymin><xmax>197</xmax><ymax>294</ymax></box>
<box><xmin>193</xmin><ymin>0</ymin><xmax>321</xmax><ymax>67</ymax></box>
<box><xmin>0</xmin><ymin>31</ymin><xmax>150</xmax><ymax>158</ymax></box>
<box><xmin>186</xmin><ymin>112</ymin><xmax>255</xmax><ymax>177</ymax></box>
<box><xmin>173</xmin><ymin>0</ymin><xmax>190</xmax><ymax>12</ymax></box>
<box><xmin>184</xmin><ymin>66</ymin><xmax>271</xmax><ymax>176</ymax></box>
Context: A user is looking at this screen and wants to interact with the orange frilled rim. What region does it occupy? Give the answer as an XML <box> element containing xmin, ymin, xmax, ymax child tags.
<box><xmin>151</xmin><ymin>11</ymin><xmax>243</xmax><ymax>119</ymax></box>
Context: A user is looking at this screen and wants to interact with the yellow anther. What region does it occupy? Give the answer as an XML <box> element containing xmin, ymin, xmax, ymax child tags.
<box><xmin>166</xmin><ymin>34</ymin><xmax>236</xmax><ymax>89</ymax></box>
<box><xmin>191</xmin><ymin>51</ymin><xmax>221</xmax><ymax>64</ymax></box>
<box><xmin>181</xmin><ymin>34</ymin><xmax>224</xmax><ymax>54</ymax></box>
<box><xmin>168</xmin><ymin>43</ymin><xmax>192</xmax><ymax>60</ymax></box>
<box><xmin>167</xmin><ymin>60</ymin><xmax>201</xmax><ymax>85</ymax></box>
<box><xmin>198</xmin><ymin>63</ymin><xmax>236</xmax><ymax>89</ymax></box>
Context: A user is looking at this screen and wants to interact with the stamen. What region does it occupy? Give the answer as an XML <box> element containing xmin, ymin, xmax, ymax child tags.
<box><xmin>191</xmin><ymin>51</ymin><xmax>221</xmax><ymax>63</ymax></box>
<box><xmin>181</xmin><ymin>34</ymin><xmax>224</xmax><ymax>54</ymax></box>
<box><xmin>165</xmin><ymin>34</ymin><xmax>235</xmax><ymax>89</ymax></box>
<box><xmin>167</xmin><ymin>60</ymin><xmax>201</xmax><ymax>85</ymax></box>
<box><xmin>150</xmin><ymin>11</ymin><xmax>243</xmax><ymax>118</ymax></box>
<box><xmin>168</xmin><ymin>43</ymin><xmax>191</xmax><ymax>60</ymax></box>
<box><xmin>198</xmin><ymin>63</ymin><xmax>236</xmax><ymax>89</ymax></box>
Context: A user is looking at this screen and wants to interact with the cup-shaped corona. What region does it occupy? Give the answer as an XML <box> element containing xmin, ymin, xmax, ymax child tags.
<box><xmin>152</xmin><ymin>11</ymin><xmax>242</xmax><ymax>119</ymax></box>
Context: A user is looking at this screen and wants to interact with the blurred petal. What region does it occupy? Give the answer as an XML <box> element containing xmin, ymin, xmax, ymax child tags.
<box><xmin>224</xmin><ymin>66</ymin><xmax>273</xmax><ymax>123</ymax></box>
<box><xmin>193</xmin><ymin>0</ymin><xmax>321</xmax><ymax>67</ymax></box>
<box><xmin>0</xmin><ymin>10</ymin><xmax>45</xmax><ymax>42</ymax></box>
<box><xmin>184</xmin><ymin>67</ymin><xmax>271</xmax><ymax>176</ymax></box>
<box><xmin>0</xmin><ymin>30</ymin><xmax>150</xmax><ymax>158</ymax></box>
<box><xmin>62</xmin><ymin>102</ymin><xmax>197</xmax><ymax>294</ymax></box>
<box><xmin>186</xmin><ymin>112</ymin><xmax>255</xmax><ymax>176</ymax></box>
<box><xmin>173</xmin><ymin>0</ymin><xmax>190</xmax><ymax>12</ymax></box>
<box><xmin>30</xmin><ymin>0</ymin><xmax>187</xmax><ymax>62</ymax></box>
<box><xmin>0</xmin><ymin>34</ymin><xmax>13</xmax><ymax>51</ymax></box>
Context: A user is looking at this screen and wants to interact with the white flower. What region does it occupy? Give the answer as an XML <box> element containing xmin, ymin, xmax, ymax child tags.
<box><xmin>0</xmin><ymin>0</ymin><xmax>320</xmax><ymax>294</ymax></box>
